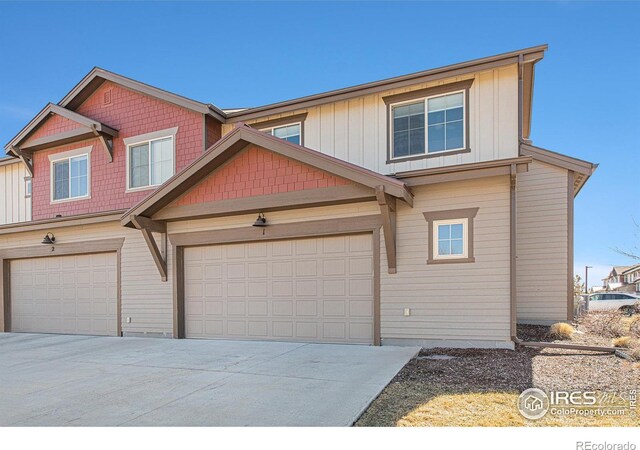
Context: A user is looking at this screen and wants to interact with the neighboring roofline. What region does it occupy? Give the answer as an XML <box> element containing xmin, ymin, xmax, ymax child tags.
<box><xmin>4</xmin><ymin>103</ymin><xmax>118</xmax><ymax>155</ymax></box>
<box><xmin>0</xmin><ymin>210</ymin><xmax>125</xmax><ymax>236</ymax></box>
<box><xmin>519</xmin><ymin>142</ymin><xmax>598</xmax><ymax>197</ymax></box>
<box><xmin>0</xmin><ymin>156</ymin><xmax>20</xmax><ymax>167</ymax></box>
<box><xmin>121</xmin><ymin>124</ymin><xmax>414</xmax><ymax>227</ymax></box>
<box><xmin>59</xmin><ymin>67</ymin><xmax>226</xmax><ymax>122</ymax></box>
<box><xmin>225</xmin><ymin>44</ymin><xmax>547</xmax><ymax>123</ymax></box>
<box><xmin>621</xmin><ymin>264</ymin><xmax>640</xmax><ymax>275</ymax></box>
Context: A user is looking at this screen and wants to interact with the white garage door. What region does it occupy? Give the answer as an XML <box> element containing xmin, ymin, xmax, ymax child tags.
<box><xmin>10</xmin><ymin>253</ymin><xmax>118</xmax><ymax>336</ymax></box>
<box><xmin>184</xmin><ymin>234</ymin><xmax>374</xmax><ymax>344</ymax></box>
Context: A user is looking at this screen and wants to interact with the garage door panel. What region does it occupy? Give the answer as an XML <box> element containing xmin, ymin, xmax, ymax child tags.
<box><xmin>10</xmin><ymin>253</ymin><xmax>117</xmax><ymax>336</ymax></box>
<box><xmin>184</xmin><ymin>234</ymin><xmax>374</xmax><ymax>344</ymax></box>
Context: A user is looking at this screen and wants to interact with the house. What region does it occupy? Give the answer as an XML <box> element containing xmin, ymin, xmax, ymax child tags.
<box><xmin>0</xmin><ymin>45</ymin><xmax>597</xmax><ymax>348</ymax></box>
<box><xmin>603</xmin><ymin>264</ymin><xmax>640</xmax><ymax>292</ymax></box>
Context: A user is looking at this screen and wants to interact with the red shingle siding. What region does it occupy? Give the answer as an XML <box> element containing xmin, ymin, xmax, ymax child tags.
<box><xmin>172</xmin><ymin>145</ymin><xmax>351</xmax><ymax>206</ymax></box>
<box><xmin>31</xmin><ymin>81</ymin><xmax>221</xmax><ymax>220</ymax></box>
<box><xmin>23</xmin><ymin>114</ymin><xmax>82</xmax><ymax>144</ymax></box>
<box><xmin>205</xmin><ymin>115</ymin><xmax>222</xmax><ymax>150</ymax></box>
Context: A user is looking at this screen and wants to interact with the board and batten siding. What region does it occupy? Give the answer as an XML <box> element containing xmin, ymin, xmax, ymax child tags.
<box><xmin>222</xmin><ymin>65</ymin><xmax>519</xmax><ymax>175</ymax></box>
<box><xmin>0</xmin><ymin>160</ymin><xmax>31</xmax><ymax>225</ymax></box>
<box><xmin>0</xmin><ymin>222</ymin><xmax>174</xmax><ymax>336</ymax></box>
<box><xmin>380</xmin><ymin>177</ymin><xmax>513</xmax><ymax>348</ymax></box>
<box><xmin>516</xmin><ymin>160</ymin><xmax>569</xmax><ymax>324</ymax></box>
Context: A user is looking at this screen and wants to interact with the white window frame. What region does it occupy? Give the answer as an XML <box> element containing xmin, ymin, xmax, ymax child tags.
<box><xmin>24</xmin><ymin>176</ymin><xmax>32</xmax><ymax>198</ymax></box>
<box><xmin>124</xmin><ymin>127</ymin><xmax>178</xmax><ymax>193</ymax></box>
<box><xmin>389</xmin><ymin>89</ymin><xmax>467</xmax><ymax>161</ymax></box>
<box><xmin>48</xmin><ymin>146</ymin><xmax>92</xmax><ymax>204</ymax></box>
<box><xmin>260</xmin><ymin>122</ymin><xmax>303</xmax><ymax>144</ymax></box>
<box><xmin>432</xmin><ymin>218</ymin><xmax>469</xmax><ymax>260</ymax></box>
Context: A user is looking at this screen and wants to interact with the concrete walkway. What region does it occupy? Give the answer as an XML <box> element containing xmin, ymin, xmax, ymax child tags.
<box><xmin>0</xmin><ymin>333</ymin><xmax>418</xmax><ymax>426</ymax></box>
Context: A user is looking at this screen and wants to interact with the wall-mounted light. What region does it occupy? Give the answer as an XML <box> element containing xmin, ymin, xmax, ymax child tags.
<box><xmin>253</xmin><ymin>213</ymin><xmax>267</xmax><ymax>227</ymax></box>
<box><xmin>41</xmin><ymin>232</ymin><xmax>55</xmax><ymax>245</ymax></box>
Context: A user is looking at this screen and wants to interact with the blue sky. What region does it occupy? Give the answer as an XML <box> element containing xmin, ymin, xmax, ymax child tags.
<box><xmin>0</xmin><ymin>1</ymin><xmax>638</xmax><ymax>287</ymax></box>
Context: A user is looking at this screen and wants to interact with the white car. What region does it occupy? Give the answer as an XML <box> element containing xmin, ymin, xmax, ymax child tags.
<box><xmin>587</xmin><ymin>292</ymin><xmax>640</xmax><ymax>314</ymax></box>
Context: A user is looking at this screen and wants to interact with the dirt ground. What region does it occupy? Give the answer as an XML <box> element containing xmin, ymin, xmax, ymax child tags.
<box><xmin>355</xmin><ymin>324</ymin><xmax>639</xmax><ymax>427</ymax></box>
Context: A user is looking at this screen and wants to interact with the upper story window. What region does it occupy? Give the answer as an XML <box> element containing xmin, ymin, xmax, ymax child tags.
<box><xmin>49</xmin><ymin>146</ymin><xmax>92</xmax><ymax>203</ymax></box>
<box><xmin>24</xmin><ymin>177</ymin><xmax>32</xmax><ymax>198</ymax></box>
<box><xmin>262</xmin><ymin>123</ymin><xmax>301</xmax><ymax>145</ymax></box>
<box><xmin>383</xmin><ymin>79</ymin><xmax>473</xmax><ymax>162</ymax></box>
<box><xmin>124</xmin><ymin>127</ymin><xmax>178</xmax><ymax>192</ymax></box>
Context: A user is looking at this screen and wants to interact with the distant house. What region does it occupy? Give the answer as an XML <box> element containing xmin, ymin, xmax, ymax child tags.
<box><xmin>603</xmin><ymin>264</ymin><xmax>640</xmax><ymax>293</ymax></box>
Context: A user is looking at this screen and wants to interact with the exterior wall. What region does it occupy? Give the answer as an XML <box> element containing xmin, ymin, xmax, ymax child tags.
<box><xmin>516</xmin><ymin>160</ymin><xmax>569</xmax><ymax>324</ymax></box>
<box><xmin>380</xmin><ymin>177</ymin><xmax>512</xmax><ymax>347</ymax></box>
<box><xmin>29</xmin><ymin>81</ymin><xmax>222</xmax><ymax>220</ymax></box>
<box><xmin>0</xmin><ymin>160</ymin><xmax>31</xmax><ymax>225</ymax></box>
<box><xmin>22</xmin><ymin>114</ymin><xmax>82</xmax><ymax>143</ymax></box>
<box><xmin>205</xmin><ymin>115</ymin><xmax>222</xmax><ymax>149</ymax></box>
<box><xmin>0</xmin><ymin>222</ymin><xmax>173</xmax><ymax>336</ymax></box>
<box><xmin>222</xmin><ymin>65</ymin><xmax>519</xmax><ymax>175</ymax></box>
<box><xmin>170</xmin><ymin>145</ymin><xmax>350</xmax><ymax>206</ymax></box>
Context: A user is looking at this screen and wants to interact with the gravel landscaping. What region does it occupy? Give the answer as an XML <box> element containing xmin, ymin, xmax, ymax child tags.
<box><xmin>356</xmin><ymin>321</ymin><xmax>640</xmax><ymax>427</ymax></box>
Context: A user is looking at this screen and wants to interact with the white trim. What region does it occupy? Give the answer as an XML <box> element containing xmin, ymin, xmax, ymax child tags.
<box><xmin>24</xmin><ymin>176</ymin><xmax>32</xmax><ymax>199</ymax></box>
<box><xmin>259</xmin><ymin>122</ymin><xmax>302</xmax><ymax>144</ymax></box>
<box><xmin>389</xmin><ymin>89</ymin><xmax>467</xmax><ymax>160</ymax></box>
<box><xmin>49</xmin><ymin>148</ymin><xmax>92</xmax><ymax>204</ymax></box>
<box><xmin>432</xmin><ymin>217</ymin><xmax>468</xmax><ymax>260</ymax></box>
<box><xmin>47</xmin><ymin>145</ymin><xmax>93</xmax><ymax>162</ymax></box>
<box><xmin>125</xmin><ymin>127</ymin><xmax>178</xmax><ymax>193</ymax></box>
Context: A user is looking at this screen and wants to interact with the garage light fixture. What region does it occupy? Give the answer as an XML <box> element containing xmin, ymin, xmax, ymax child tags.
<box><xmin>41</xmin><ymin>232</ymin><xmax>55</xmax><ymax>245</ymax></box>
<box><xmin>253</xmin><ymin>213</ymin><xmax>267</xmax><ymax>228</ymax></box>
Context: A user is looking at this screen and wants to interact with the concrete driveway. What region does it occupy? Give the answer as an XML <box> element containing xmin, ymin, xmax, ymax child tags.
<box><xmin>0</xmin><ymin>333</ymin><xmax>418</xmax><ymax>426</ymax></box>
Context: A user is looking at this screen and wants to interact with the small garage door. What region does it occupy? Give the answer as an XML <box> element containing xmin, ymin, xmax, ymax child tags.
<box><xmin>10</xmin><ymin>253</ymin><xmax>118</xmax><ymax>336</ymax></box>
<box><xmin>184</xmin><ymin>234</ymin><xmax>374</xmax><ymax>344</ymax></box>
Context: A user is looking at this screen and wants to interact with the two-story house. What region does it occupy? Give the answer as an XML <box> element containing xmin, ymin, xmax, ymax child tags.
<box><xmin>603</xmin><ymin>264</ymin><xmax>640</xmax><ymax>293</ymax></box>
<box><xmin>0</xmin><ymin>45</ymin><xmax>597</xmax><ymax>348</ymax></box>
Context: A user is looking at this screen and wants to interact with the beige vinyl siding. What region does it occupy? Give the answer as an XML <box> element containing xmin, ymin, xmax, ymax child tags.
<box><xmin>516</xmin><ymin>160</ymin><xmax>569</xmax><ymax>323</ymax></box>
<box><xmin>0</xmin><ymin>222</ymin><xmax>173</xmax><ymax>336</ymax></box>
<box><xmin>222</xmin><ymin>65</ymin><xmax>519</xmax><ymax>175</ymax></box>
<box><xmin>380</xmin><ymin>177</ymin><xmax>512</xmax><ymax>346</ymax></box>
<box><xmin>0</xmin><ymin>160</ymin><xmax>31</xmax><ymax>225</ymax></box>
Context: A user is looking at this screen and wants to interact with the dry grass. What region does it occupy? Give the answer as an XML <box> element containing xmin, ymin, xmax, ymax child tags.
<box><xmin>612</xmin><ymin>336</ymin><xmax>632</xmax><ymax>348</ymax></box>
<box><xmin>630</xmin><ymin>317</ymin><xmax>640</xmax><ymax>339</ymax></box>
<box><xmin>360</xmin><ymin>382</ymin><xmax>640</xmax><ymax>427</ymax></box>
<box><xmin>578</xmin><ymin>311</ymin><xmax>627</xmax><ymax>338</ymax></box>
<box><xmin>549</xmin><ymin>322</ymin><xmax>575</xmax><ymax>339</ymax></box>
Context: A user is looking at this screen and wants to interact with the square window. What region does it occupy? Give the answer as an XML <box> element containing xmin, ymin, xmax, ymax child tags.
<box><xmin>432</xmin><ymin>218</ymin><xmax>468</xmax><ymax>260</ymax></box>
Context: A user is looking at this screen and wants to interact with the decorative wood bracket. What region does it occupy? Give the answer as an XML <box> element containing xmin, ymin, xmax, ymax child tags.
<box><xmin>11</xmin><ymin>146</ymin><xmax>34</xmax><ymax>177</ymax></box>
<box><xmin>91</xmin><ymin>124</ymin><xmax>114</xmax><ymax>163</ymax></box>
<box><xmin>376</xmin><ymin>185</ymin><xmax>397</xmax><ymax>274</ymax></box>
<box><xmin>131</xmin><ymin>215</ymin><xmax>168</xmax><ymax>282</ymax></box>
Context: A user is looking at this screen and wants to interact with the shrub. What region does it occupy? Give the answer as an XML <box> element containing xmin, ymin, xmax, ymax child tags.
<box><xmin>612</xmin><ymin>336</ymin><xmax>631</xmax><ymax>348</ymax></box>
<box><xmin>549</xmin><ymin>322</ymin><xmax>575</xmax><ymax>340</ymax></box>
<box><xmin>578</xmin><ymin>311</ymin><xmax>626</xmax><ymax>338</ymax></box>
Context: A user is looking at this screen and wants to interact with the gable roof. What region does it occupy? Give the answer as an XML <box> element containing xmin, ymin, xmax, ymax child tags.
<box><xmin>519</xmin><ymin>143</ymin><xmax>597</xmax><ymax>197</ymax></box>
<box><xmin>5</xmin><ymin>103</ymin><xmax>119</xmax><ymax>156</ymax></box>
<box><xmin>621</xmin><ymin>263</ymin><xmax>640</xmax><ymax>275</ymax></box>
<box><xmin>59</xmin><ymin>67</ymin><xmax>226</xmax><ymax>122</ymax></box>
<box><xmin>121</xmin><ymin>124</ymin><xmax>413</xmax><ymax>227</ymax></box>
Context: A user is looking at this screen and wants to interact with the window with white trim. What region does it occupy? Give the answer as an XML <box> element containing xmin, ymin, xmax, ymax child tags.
<box><xmin>25</xmin><ymin>177</ymin><xmax>32</xmax><ymax>198</ymax></box>
<box><xmin>433</xmin><ymin>218</ymin><xmax>468</xmax><ymax>260</ymax></box>
<box><xmin>261</xmin><ymin>123</ymin><xmax>301</xmax><ymax>145</ymax></box>
<box><xmin>391</xmin><ymin>90</ymin><xmax>466</xmax><ymax>159</ymax></box>
<box><xmin>128</xmin><ymin>136</ymin><xmax>174</xmax><ymax>190</ymax></box>
<box><xmin>52</xmin><ymin>154</ymin><xmax>88</xmax><ymax>201</ymax></box>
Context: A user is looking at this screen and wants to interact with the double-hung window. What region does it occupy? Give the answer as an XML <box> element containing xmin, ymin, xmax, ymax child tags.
<box><xmin>50</xmin><ymin>150</ymin><xmax>90</xmax><ymax>202</ymax></box>
<box><xmin>128</xmin><ymin>135</ymin><xmax>175</xmax><ymax>190</ymax></box>
<box><xmin>261</xmin><ymin>123</ymin><xmax>301</xmax><ymax>145</ymax></box>
<box><xmin>385</xmin><ymin>80</ymin><xmax>472</xmax><ymax>161</ymax></box>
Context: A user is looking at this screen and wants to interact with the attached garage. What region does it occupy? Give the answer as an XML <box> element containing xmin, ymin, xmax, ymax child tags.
<box><xmin>9</xmin><ymin>252</ymin><xmax>118</xmax><ymax>336</ymax></box>
<box><xmin>183</xmin><ymin>234</ymin><xmax>375</xmax><ymax>344</ymax></box>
